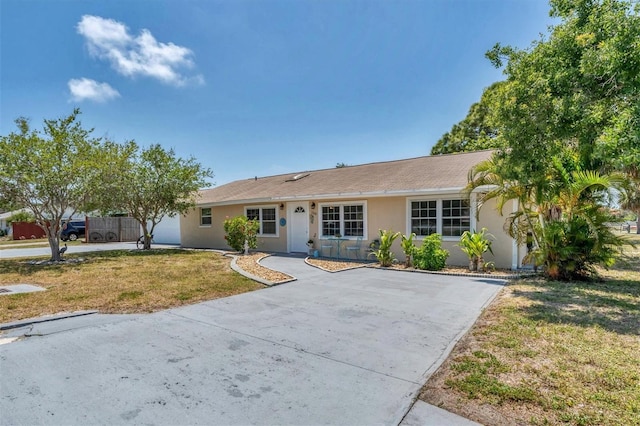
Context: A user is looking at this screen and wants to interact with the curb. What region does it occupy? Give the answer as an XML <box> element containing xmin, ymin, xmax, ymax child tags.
<box><xmin>0</xmin><ymin>310</ymin><xmax>99</xmax><ymax>331</ymax></box>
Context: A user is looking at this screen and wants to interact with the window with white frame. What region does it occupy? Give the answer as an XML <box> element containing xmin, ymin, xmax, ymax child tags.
<box><xmin>442</xmin><ymin>199</ymin><xmax>470</xmax><ymax>237</ymax></box>
<box><xmin>200</xmin><ymin>207</ymin><xmax>212</xmax><ymax>226</ymax></box>
<box><xmin>320</xmin><ymin>202</ymin><xmax>365</xmax><ymax>238</ymax></box>
<box><xmin>246</xmin><ymin>206</ymin><xmax>277</xmax><ymax>236</ymax></box>
<box><xmin>409</xmin><ymin>198</ymin><xmax>470</xmax><ymax>238</ymax></box>
<box><xmin>410</xmin><ymin>200</ymin><xmax>437</xmax><ymax>236</ymax></box>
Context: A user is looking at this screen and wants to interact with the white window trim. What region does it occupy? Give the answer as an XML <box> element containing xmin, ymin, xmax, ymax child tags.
<box><xmin>318</xmin><ymin>200</ymin><xmax>368</xmax><ymax>240</ymax></box>
<box><xmin>245</xmin><ymin>205</ymin><xmax>279</xmax><ymax>237</ymax></box>
<box><xmin>406</xmin><ymin>197</ymin><xmax>472</xmax><ymax>241</ymax></box>
<box><xmin>199</xmin><ymin>207</ymin><xmax>212</xmax><ymax>227</ymax></box>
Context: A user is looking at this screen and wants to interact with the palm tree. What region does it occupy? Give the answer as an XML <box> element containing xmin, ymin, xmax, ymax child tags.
<box><xmin>466</xmin><ymin>154</ymin><xmax>627</xmax><ymax>280</ymax></box>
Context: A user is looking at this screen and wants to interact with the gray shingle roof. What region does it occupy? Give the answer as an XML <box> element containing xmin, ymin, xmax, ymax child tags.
<box><xmin>197</xmin><ymin>150</ymin><xmax>494</xmax><ymax>205</ymax></box>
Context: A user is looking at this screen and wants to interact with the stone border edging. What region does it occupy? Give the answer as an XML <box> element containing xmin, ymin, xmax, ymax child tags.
<box><xmin>303</xmin><ymin>257</ymin><xmax>369</xmax><ymax>273</ymax></box>
<box><xmin>226</xmin><ymin>253</ymin><xmax>296</xmax><ymax>287</ymax></box>
<box><xmin>368</xmin><ymin>265</ymin><xmax>526</xmax><ymax>280</ymax></box>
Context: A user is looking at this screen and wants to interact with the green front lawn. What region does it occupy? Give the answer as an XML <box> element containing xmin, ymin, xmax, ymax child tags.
<box><xmin>421</xmin><ymin>237</ymin><xmax>640</xmax><ymax>425</ymax></box>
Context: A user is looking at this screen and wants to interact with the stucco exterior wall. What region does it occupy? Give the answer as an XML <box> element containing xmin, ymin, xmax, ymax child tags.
<box><xmin>474</xmin><ymin>197</ymin><xmax>517</xmax><ymax>270</ymax></box>
<box><xmin>180</xmin><ymin>204</ymin><xmax>288</xmax><ymax>252</ymax></box>
<box><xmin>180</xmin><ymin>194</ymin><xmax>522</xmax><ymax>269</ymax></box>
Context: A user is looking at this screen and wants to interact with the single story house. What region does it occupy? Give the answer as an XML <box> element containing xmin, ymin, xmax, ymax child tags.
<box><xmin>180</xmin><ymin>150</ymin><xmax>527</xmax><ymax>270</ymax></box>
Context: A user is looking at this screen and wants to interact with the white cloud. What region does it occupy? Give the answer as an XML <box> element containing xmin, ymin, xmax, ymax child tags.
<box><xmin>77</xmin><ymin>15</ymin><xmax>204</xmax><ymax>86</ymax></box>
<box><xmin>68</xmin><ymin>78</ymin><xmax>120</xmax><ymax>103</ymax></box>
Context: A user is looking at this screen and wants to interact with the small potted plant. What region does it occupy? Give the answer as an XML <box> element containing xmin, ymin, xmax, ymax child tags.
<box><xmin>307</xmin><ymin>238</ymin><xmax>315</xmax><ymax>255</ymax></box>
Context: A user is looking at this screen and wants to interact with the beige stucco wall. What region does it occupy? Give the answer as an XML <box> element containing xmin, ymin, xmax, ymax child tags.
<box><xmin>180</xmin><ymin>203</ymin><xmax>289</xmax><ymax>252</ymax></box>
<box><xmin>180</xmin><ymin>194</ymin><xmax>522</xmax><ymax>269</ymax></box>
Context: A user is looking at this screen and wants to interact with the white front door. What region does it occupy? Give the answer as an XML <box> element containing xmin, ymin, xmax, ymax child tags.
<box><xmin>288</xmin><ymin>202</ymin><xmax>309</xmax><ymax>253</ymax></box>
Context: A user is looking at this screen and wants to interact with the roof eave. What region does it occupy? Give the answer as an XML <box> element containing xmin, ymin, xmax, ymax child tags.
<box><xmin>197</xmin><ymin>186</ymin><xmax>467</xmax><ymax>207</ymax></box>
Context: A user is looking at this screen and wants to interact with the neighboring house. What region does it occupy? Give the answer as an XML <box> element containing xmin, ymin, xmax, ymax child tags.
<box><xmin>0</xmin><ymin>210</ymin><xmax>25</xmax><ymax>235</ymax></box>
<box><xmin>149</xmin><ymin>215</ymin><xmax>181</xmax><ymax>245</ymax></box>
<box><xmin>180</xmin><ymin>150</ymin><xmax>527</xmax><ymax>270</ymax></box>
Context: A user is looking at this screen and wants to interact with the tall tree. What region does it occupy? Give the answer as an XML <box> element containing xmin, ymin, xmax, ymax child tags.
<box><xmin>431</xmin><ymin>82</ymin><xmax>504</xmax><ymax>155</ymax></box>
<box><xmin>486</xmin><ymin>0</ymin><xmax>640</xmax><ymax>182</ymax></box>
<box><xmin>96</xmin><ymin>143</ymin><xmax>213</xmax><ymax>249</ymax></box>
<box><xmin>466</xmin><ymin>0</ymin><xmax>640</xmax><ymax>278</ymax></box>
<box><xmin>0</xmin><ymin>109</ymin><xmax>103</xmax><ymax>261</ymax></box>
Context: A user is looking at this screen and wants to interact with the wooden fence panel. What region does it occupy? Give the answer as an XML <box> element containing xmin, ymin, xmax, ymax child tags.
<box><xmin>86</xmin><ymin>217</ymin><xmax>140</xmax><ymax>242</ymax></box>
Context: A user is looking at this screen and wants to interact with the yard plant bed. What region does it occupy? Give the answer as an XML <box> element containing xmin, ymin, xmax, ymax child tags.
<box><xmin>0</xmin><ymin>249</ymin><xmax>263</xmax><ymax>324</ymax></box>
<box><xmin>233</xmin><ymin>252</ymin><xmax>294</xmax><ymax>283</ymax></box>
<box><xmin>420</xmin><ymin>236</ymin><xmax>640</xmax><ymax>425</ymax></box>
<box><xmin>306</xmin><ymin>257</ymin><xmax>519</xmax><ymax>277</ymax></box>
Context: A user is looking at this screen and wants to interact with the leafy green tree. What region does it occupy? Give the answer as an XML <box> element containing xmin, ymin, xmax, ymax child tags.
<box><xmin>486</xmin><ymin>0</ymin><xmax>640</xmax><ymax>182</ymax></box>
<box><xmin>431</xmin><ymin>82</ymin><xmax>504</xmax><ymax>155</ymax></box>
<box><xmin>464</xmin><ymin>0</ymin><xmax>639</xmax><ymax>279</ymax></box>
<box><xmin>96</xmin><ymin>143</ymin><xmax>213</xmax><ymax>250</ymax></box>
<box><xmin>6</xmin><ymin>211</ymin><xmax>36</xmax><ymax>224</ymax></box>
<box><xmin>0</xmin><ymin>109</ymin><xmax>103</xmax><ymax>261</ymax></box>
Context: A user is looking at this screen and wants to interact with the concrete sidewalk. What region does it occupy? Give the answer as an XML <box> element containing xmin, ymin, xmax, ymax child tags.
<box><xmin>1</xmin><ymin>255</ymin><xmax>500</xmax><ymax>425</ymax></box>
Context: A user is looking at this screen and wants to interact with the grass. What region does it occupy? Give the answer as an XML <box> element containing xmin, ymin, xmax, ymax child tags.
<box><xmin>0</xmin><ymin>237</ymin><xmax>83</xmax><ymax>250</ymax></box>
<box><xmin>421</xmin><ymin>234</ymin><xmax>640</xmax><ymax>425</ymax></box>
<box><xmin>0</xmin><ymin>249</ymin><xmax>263</xmax><ymax>324</ymax></box>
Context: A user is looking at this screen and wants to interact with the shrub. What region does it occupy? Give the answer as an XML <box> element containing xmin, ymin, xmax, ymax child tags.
<box><xmin>223</xmin><ymin>216</ymin><xmax>259</xmax><ymax>253</ymax></box>
<box><xmin>413</xmin><ymin>233</ymin><xmax>449</xmax><ymax>271</ymax></box>
<box><xmin>401</xmin><ymin>232</ymin><xmax>416</xmax><ymax>267</ymax></box>
<box><xmin>368</xmin><ymin>229</ymin><xmax>400</xmax><ymax>267</ymax></box>
<box><xmin>458</xmin><ymin>228</ymin><xmax>494</xmax><ymax>271</ymax></box>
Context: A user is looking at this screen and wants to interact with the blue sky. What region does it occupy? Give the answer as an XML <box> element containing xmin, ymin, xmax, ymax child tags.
<box><xmin>1</xmin><ymin>1</ymin><xmax>555</xmax><ymax>187</ymax></box>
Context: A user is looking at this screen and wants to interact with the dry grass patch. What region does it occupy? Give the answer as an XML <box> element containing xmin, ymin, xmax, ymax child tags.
<box><xmin>420</xmin><ymin>238</ymin><xmax>640</xmax><ymax>425</ymax></box>
<box><xmin>0</xmin><ymin>249</ymin><xmax>263</xmax><ymax>324</ymax></box>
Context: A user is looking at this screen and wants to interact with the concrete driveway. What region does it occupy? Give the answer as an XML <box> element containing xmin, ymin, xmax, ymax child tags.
<box><xmin>0</xmin><ymin>256</ymin><xmax>504</xmax><ymax>425</ymax></box>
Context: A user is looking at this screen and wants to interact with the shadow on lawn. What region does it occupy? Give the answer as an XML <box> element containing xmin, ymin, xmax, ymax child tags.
<box><xmin>512</xmin><ymin>276</ymin><xmax>640</xmax><ymax>336</ymax></box>
<box><xmin>0</xmin><ymin>249</ymin><xmax>194</xmax><ymax>276</ymax></box>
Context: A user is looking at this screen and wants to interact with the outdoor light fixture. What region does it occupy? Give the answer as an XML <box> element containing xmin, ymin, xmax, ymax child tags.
<box><xmin>279</xmin><ymin>203</ymin><xmax>284</xmax><ymax>210</ymax></box>
<box><xmin>311</xmin><ymin>202</ymin><xmax>316</xmax><ymax>209</ymax></box>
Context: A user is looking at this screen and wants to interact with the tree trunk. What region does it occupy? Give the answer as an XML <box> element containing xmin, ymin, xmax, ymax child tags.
<box><xmin>48</xmin><ymin>235</ymin><xmax>61</xmax><ymax>261</ymax></box>
<box><xmin>141</xmin><ymin>223</ymin><xmax>151</xmax><ymax>250</ymax></box>
<box><xmin>42</xmin><ymin>220</ymin><xmax>61</xmax><ymax>261</ymax></box>
<box><xmin>636</xmin><ymin>215</ymin><xmax>640</xmax><ymax>234</ymax></box>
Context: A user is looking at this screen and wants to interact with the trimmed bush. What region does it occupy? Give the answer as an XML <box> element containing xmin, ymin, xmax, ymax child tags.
<box><xmin>223</xmin><ymin>215</ymin><xmax>259</xmax><ymax>253</ymax></box>
<box><xmin>413</xmin><ymin>233</ymin><xmax>449</xmax><ymax>271</ymax></box>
